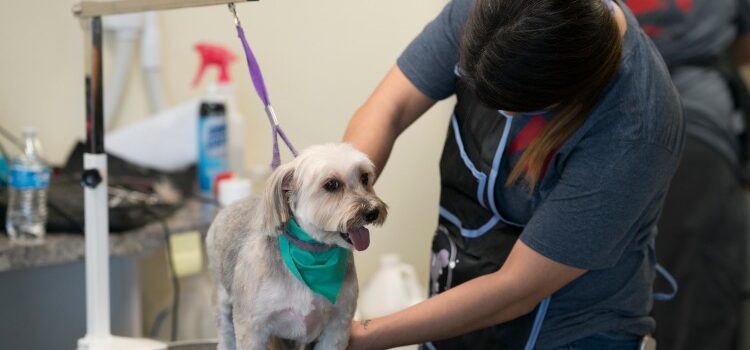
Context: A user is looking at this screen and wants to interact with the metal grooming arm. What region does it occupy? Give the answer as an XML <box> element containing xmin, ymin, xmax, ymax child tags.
<box><xmin>73</xmin><ymin>1</ymin><xmax>257</xmax><ymax>349</ymax></box>
<box><xmin>74</xmin><ymin>0</ymin><xmax>255</xmax><ymax>18</ymax></box>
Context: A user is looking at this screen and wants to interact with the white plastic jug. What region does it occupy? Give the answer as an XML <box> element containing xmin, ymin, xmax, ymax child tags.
<box><xmin>358</xmin><ymin>254</ymin><xmax>425</xmax><ymax>349</ymax></box>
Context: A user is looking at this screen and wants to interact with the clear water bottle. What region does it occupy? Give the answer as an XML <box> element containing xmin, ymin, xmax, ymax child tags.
<box><xmin>6</xmin><ymin>128</ymin><xmax>50</xmax><ymax>242</ymax></box>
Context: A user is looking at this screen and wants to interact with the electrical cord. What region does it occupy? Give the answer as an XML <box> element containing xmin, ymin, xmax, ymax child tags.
<box><xmin>162</xmin><ymin>218</ymin><xmax>180</xmax><ymax>342</ymax></box>
<box><xmin>142</xmin><ymin>205</ymin><xmax>180</xmax><ymax>342</ymax></box>
<box><xmin>141</xmin><ymin>194</ymin><xmax>222</xmax><ymax>342</ymax></box>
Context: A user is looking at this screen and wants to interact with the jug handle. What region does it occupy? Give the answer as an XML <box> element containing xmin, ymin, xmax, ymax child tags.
<box><xmin>399</xmin><ymin>264</ymin><xmax>425</xmax><ymax>306</ymax></box>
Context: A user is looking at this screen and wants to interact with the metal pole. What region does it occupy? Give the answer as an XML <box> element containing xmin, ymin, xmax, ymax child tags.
<box><xmin>82</xmin><ymin>16</ymin><xmax>111</xmax><ymax>339</ymax></box>
<box><xmin>86</xmin><ymin>17</ymin><xmax>104</xmax><ymax>155</ymax></box>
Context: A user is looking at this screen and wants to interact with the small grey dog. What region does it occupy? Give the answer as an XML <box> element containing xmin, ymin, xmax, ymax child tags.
<box><xmin>206</xmin><ymin>143</ymin><xmax>387</xmax><ymax>350</ymax></box>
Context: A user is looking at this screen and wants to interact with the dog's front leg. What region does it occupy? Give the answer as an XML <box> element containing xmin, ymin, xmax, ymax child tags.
<box><xmin>314</xmin><ymin>311</ymin><xmax>352</xmax><ymax>350</ymax></box>
<box><xmin>234</xmin><ymin>322</ymin><xmax>270</xmax><ymax>350</ymax></box>
<box><xmin>233</xmin><ymin>307</ymin><xmax>271</xmax><ymax>350</ymax></box>
<box><xmin>314</xmin><ymin>272</ymin><xmax>357</xmax><ymax>350</ymax></box>
<box><xmin>217</xmin><ymin>286</ymin><xmax>237</xmax><ymax>350</ymax></box>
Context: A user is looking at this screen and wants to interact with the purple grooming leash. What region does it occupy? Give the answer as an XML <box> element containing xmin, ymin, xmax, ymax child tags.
<box><xmin>228</xmin><ymin>3</ymin><xmax>298</xmax><ymax>170</ymax></box>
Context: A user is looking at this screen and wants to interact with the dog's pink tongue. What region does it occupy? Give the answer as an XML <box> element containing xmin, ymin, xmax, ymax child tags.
<box><xmin>347</xmin><ymin>227</ymin><xmax>370</xmax><ymax>251</ymax></box>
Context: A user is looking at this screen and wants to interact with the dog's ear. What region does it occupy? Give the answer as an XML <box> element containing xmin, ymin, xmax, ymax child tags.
<box><xmin>259</xmin><ymin>162</ymin><xmax>294</xmax><ymax>235</ymax></box>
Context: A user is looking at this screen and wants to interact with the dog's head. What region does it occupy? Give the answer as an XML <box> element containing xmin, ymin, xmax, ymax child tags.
<box><xmin>259</xmin><ymin>143</ymin><xmax>387</xmax><ymax>251</ymax></box>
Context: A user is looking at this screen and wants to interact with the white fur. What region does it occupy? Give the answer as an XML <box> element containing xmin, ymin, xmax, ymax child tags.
<box><xmin>206</xmin><ymin>143</ymin><xmax>387</xmax><ymax>350</ymax></box>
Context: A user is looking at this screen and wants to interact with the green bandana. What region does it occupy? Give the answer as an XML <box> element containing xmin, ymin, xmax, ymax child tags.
<box><xmin>278</xmin><ymin>218</ymin><xmax>348</xmax><ymax>304</ymax></box>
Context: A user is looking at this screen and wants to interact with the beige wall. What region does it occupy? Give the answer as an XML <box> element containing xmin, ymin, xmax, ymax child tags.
<box><xmin>0</xmin><ymin>1</ymin><xmax>454</xmax><ymax>285</ymax></box>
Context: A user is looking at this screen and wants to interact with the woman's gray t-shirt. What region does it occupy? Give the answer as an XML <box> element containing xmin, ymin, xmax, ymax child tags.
<box><xmin>397</xmin><ymin>1</ymin><xmax>684</xmax><ymax>348</ymax></box>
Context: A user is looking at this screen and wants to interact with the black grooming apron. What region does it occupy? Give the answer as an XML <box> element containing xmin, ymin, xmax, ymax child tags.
<box><xmin>423</xmin><ymin>79</ymin><xmax>546</xmax><ymax>350</ymax></box>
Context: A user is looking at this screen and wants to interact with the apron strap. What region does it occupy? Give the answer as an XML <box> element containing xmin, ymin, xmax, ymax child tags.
<box><xmin>653</xmin><ymin>263</ymin><xmax>678</xmax><ymax>301</ymax></box>
<box><xmin>650</xmin><ymin>230</ymin><xmax>679</xmax><ymax>302</ymax></box>
<box><xmin>523</xmin><ymin>297</ymin><xmax>551</xmax><ymax>350</ymax></box>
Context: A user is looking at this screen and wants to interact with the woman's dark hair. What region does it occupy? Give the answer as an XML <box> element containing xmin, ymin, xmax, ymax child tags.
<box><xmin>459</xmin><ymin>0</ymin><xmax>623</xmax><ymax>188</ymax></box>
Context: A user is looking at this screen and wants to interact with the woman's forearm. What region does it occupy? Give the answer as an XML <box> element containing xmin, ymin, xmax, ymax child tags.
<box><xmin>353</xmin><ymin>271</ymin><xmax>539</xmax><ymax>349</ymax></box>
<box><xmin>349</xmin><ymin>242</ymin><xmax>586</xmax><ymax>350</ymax></box>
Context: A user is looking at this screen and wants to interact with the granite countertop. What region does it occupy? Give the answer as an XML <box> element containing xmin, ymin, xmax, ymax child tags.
<box><xmin>0</xmin><ymin>200</ymin><xmax>212</xmax><ymax>272</ymax></box>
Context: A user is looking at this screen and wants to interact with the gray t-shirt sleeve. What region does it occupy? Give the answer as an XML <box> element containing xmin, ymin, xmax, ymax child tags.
<box><xmin>520</xmin><ymin>139</ymin><xmax>675</xmax><ymax>270</ymax></box>
<box><xmin>396</xmin><ymin>0</ymin><xmax>472</xmax><ymax>101</ymax></box>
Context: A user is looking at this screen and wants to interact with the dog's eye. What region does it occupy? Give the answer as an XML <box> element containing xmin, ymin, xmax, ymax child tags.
<box><xmin>360</xmin><ymin>173</ymin><xmax>369</xmax><ymax>186</ymax></box>
<box><xmin>323</xmin><ymin>179</ymin><xmax>341</xmax><ymax>192</ymax></box>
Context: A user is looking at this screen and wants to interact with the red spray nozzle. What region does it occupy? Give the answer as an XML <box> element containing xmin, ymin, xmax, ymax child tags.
<box><xmin>192</xmin><ymin>43</ymin><xmax>237</xmax><ymax>87</ymax></box>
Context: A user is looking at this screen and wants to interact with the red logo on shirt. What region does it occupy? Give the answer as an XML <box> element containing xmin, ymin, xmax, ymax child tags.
<box><xmin>509</xmin><ymin>115</ymin><xmax>547</xmax><ymax>154</ymax></box>
<box><xmin>508</xmin><ymin>115</ymin><xmax>556</xmax><ymax>177</ymax></box>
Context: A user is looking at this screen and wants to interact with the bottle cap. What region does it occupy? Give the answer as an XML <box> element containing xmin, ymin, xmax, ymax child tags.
<box><xmin>21</xmin><ymin>127</ymin><xmax>36</xmax><ymax>137</ymax></box>
<box><xmin>218</xmin><ymin>177</ymin><xmax>252</xmax><ymax>207</ymax></box>
<box><xmin>381</xmin><ymin>253</ymin><xmax>401</xmax><ymax>266</ymax></box>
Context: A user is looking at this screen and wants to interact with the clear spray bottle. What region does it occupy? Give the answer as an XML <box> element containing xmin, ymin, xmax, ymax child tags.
<box><xmin>193</xmin><ymin>43</ymin><xmax>247</xmax><ymax>195</ymax></box>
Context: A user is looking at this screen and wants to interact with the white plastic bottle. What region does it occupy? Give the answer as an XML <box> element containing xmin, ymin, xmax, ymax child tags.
<box><xmin>6</xmin><ymin>128</ymin><xmax>50</xmax><ymax>242</ymax></box>
<box><xmin>359</xmin><ymin>254</ymin><xmax>425</xmax><ymax>350</ymax></box>
<box><xmin>226</xmin><ymin>94</ymin><xmax>247</xmax><ymax>177</ymax></box>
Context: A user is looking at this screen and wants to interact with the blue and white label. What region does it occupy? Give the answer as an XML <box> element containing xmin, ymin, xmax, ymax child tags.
<box><xmin>9</xmin><ymin>166</ymin><xmax>50</xmax><ymax>190</ymax></box>
<box><xmin>198</xmin><ymin>115</ymin><xmax>228</xmax><ymax>192</ymax></box>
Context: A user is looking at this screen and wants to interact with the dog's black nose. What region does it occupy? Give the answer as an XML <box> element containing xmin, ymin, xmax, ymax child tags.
<box><xmin>364</xmin><ymin>209</ymin><xmax>379</xmax><ymax>223</ymax></box>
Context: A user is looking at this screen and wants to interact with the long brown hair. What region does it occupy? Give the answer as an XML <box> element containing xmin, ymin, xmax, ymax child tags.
<box><xmin>459</xmin><ymin>0</ymin><xmax>623</xmax><ymax>189</ymax></box>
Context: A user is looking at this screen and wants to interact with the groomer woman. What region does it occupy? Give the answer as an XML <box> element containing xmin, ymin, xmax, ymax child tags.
<box><xmin>344</xmin><ymin>0</ymin><xmax>684</xmax><ymax>349</ymax></box>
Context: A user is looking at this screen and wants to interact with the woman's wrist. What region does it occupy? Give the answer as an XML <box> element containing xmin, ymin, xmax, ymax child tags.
<box><xmin>349</xmin><ymin>318</ymin><xmax>382</xmax><ymax>350</ymax></box>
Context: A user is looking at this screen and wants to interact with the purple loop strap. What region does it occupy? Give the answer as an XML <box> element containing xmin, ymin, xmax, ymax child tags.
<box><xmin>236</xmin><ymin>25</ymin><xmax>270</xmax><ymax>107</ymax></box>
<box><xmin>235</xmin><ymin>23</ymin><xmax>298</xmax><ymax>169</ymax></box>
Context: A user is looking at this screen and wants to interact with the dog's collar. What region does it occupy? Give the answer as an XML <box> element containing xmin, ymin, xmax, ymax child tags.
<box><xmin>284</xmin><ymin>219</ymin><xmax>336</xmax><ymax>253</ymax></box>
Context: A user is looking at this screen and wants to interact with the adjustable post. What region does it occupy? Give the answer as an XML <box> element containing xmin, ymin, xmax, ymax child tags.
<box><xmin>77</xmin><ymin>15</ymin><xmax>166</xmax><ymax>350</ymax></box>
<box><xmin>81</xmin><ymin>15</ymin><xmax>110</xmax><ymax>340</ymax></box>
